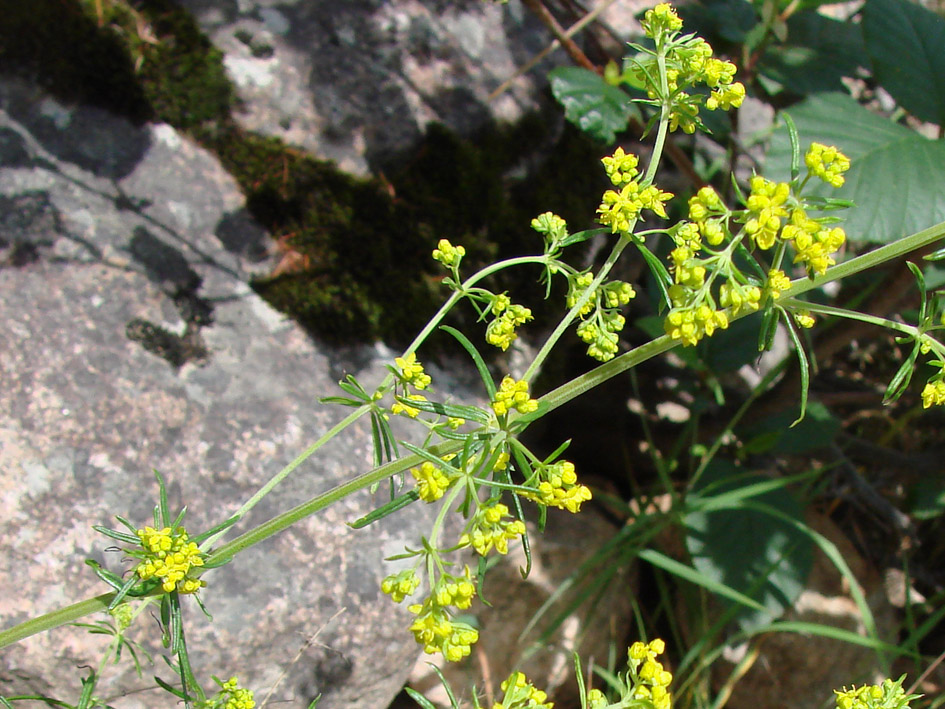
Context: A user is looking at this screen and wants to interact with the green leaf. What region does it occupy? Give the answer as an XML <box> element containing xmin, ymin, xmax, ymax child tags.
<box><xmin>683</xmin><ymin>459</ymin><xmax>814</xmax><ymax>633</ymax></box>
<box><xmin>738</xmin><ymin>399</ymin><xmax>839</xmax><ymax>454</ymax></box>
<box><xmin>759</xmin><ymin>11</ymin><xmax>867</xmax><ymax>95</ymax></box>
<box><xmin>909</xmin><ymin>476</ymin><xmax>945</xmax><ymax>520</ymax></box>
<box><xmin>440</xmin><ymin>325</ymin><xmax>496</xmax><ymax>400</ymax></box>
<box><xmin>766</xmin><ymin>93</ymin><xmax>945</xmax><ymax>244</ymax></box>
<box><xmin>348</xmin><ymin>490</ymin><xmax>420</xmax><ymax>529</ymax></box>
<box><xmin>862</xmin><ymin>0</ymin><xmax>945</xmax><ymax>126</ymax></box>
<box><xmin>638</xmin><ymin>548</ymin><xmax>768</xmax><ymax>612</ymax></box>
<box><xmin>676</xmin><ymin>0</ymin><xmax>759</xmax><ymax>44</ymax></box>
<box><xmin>549</xmin><ymin>67</ymin><xmax>639</xmax><ymax>143</ymax></box>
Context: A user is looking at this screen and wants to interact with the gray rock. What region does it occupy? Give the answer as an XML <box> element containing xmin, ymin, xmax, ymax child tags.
<box><xmin>0</xmin><ymin>76</ymin><xmax>456</xmax><ymax>708</ymax></box>
<box><xmin>173</xmin><ymin>0</ymin><xmax>565</xmax><ymax>175</ymax></box>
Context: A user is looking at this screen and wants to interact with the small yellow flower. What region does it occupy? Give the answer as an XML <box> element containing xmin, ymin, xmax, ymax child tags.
<box><xmin>432</xmin><ymin>239</ymin><xmax>466</xmax><ymax>267</ymax></box>
<box><xmin>492</xmin><ymin>376</ymin><xmax>539</xmax><ymax>416</ymax></box>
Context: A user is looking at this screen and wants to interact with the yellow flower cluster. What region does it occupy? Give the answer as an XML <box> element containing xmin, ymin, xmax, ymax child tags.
<box><xmin>766</xmin><ymin>268</ymin><xmax>791</xmax><ymax>299</ymax></box>
<box><xmin>492</xmin><ymin>671</ymin><xmax>554</xmax><ymax>709</ymax></box>
<box><xmin>197</xmin><ymin>677</ymin><xmax>256</xmax><ymax>709</ymax></box>
<box><xmin>408</xmin><ymin>570</ymin><xmax>479</xmax><ymax>661</ymax></box>
<box><xmin>597</xmin><ymin>181</ymin><xmax>673</xmax><ymax>233</ymax></box>
<box><xmin>686</xmin><ymin>186</ymin><xmax>727</xmax><ymax>244</ymax></box>
<box><xmin>567</xmin><ymin>269</ymin><xmax>636</xmax><ymax>362</ymax></box>
<box><xmin>718</xmin><ymin>281</ymin><xmax>762</xmax><ymax>315</ymax></box>
<box><xmin>806</xmin><ymin>142</ymin><xmax>851</xmax><ymax>188</ymax></box>
<box><xmin>628</xmin><ymin>639</ymin><xmax>673</xmax><ymax>709</ymax></box>
<box><xmin>638</xmin><ymin>5</ymin><xmax>745</xmax><ymax>132</ymax></box>
<box><xmin>381</xmin><ymin>569</ymin><xmax>421</xmax><ymax>603</ymax></box>
<box><xmin>597</xmin><ymin>149</ymin><xmax>672</xmax><ymax>234</ymax></box>
<box><xmin>218</xmin><ymin>678</ymin><xmax>255</xmax><ymax>709</ymax></box>
<box><xmin>601</xmin><ymin>147</ymin><xmax>639</xmax><ymax>186</ymax></box>
<box><xmin>135</xmin><ymin>526</ymin><xmax>205</xmax><ymax>594</ymax></box>
<box><xmin>834</xmin><ymin>677</ymin><xmax>918</xmax><ymax>709</ymax></box>
<box><xmin>410</xmin><ymin>460</ymin><xmax>455</xmax><ymax>502</ymax></box>
<box><xmin>524</xmin><ymin>460</ymin><xmax>592</xmax><ymax>513</ymax></box>
<box><xmin>492</xmin><ymin>376</ymin><xmax>539</xmax><ymax>416</ymax></box>
<box><xmin>566</xmin><ymin>272</ymin><xmax>597</xmax><ymax>317</ymax></box>
<box><xmin>793</xmin><ymin>222</ymin><xmax>846</xmax><ymax>276</ymax></box>
<box><xmin>663</xmin><ymin>301</ymin><xmax>729</xmax><ymax>347</ymax></box>
<box><xmin>921</xmin><ymin>369</ymin><xmax>945</xmax><ymax>408</ymax></box>
<box><xmin>487</xmin><ymin>295</ymin><xmax>533</xmax><ymax>351</ymax></box>
<box><xmin>794</xmin><ymin>310</ymin><xmax>816</xmax><ymax>329</ymax></box>
<box><xmin>641</xmin><ymin>2</ymin><xmax>683</xmax><ymax>35</ymax></box>
<box><xmin>745</xmin><ymin>176</ymin><xmax>790</xmax><ymax>250</ymax></box>
<box><xmin>432</xmin><ymin>238</ymin><xmax>465</xmax><ymax>268</ymax></box>
<box><xmin>394</xmin><ymin>352</ymin><xmax>431</xmax><ymax>390</ymax></box>
<box><xmin>460</xmin><ymin>503</ymin><xmax>527</xmax><ymax>556</ymax></box>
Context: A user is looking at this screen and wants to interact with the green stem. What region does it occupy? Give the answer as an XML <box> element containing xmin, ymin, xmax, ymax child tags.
<box><xmin>523</xmin><ymin>67</ymin><xmax>674</xmax><ymax>384</ymax></box>
<box><xmin>779</xmin><ymin>298</ymin><xmax>920</xmax><ymax>336</ymax></box>
<box><xmin>0</xmin><ymin>593</ymin><xmax>115</xmax><ymax>649</ymax></box>
<box><xmin>201</xmin><ymin>406</ymin><xmax>371</xmax><ymax>550</ymax></box>
<box><xmin>6</xmin><ymin>226</ymin><xmax>945</xmax><ymax>648</ymax></box>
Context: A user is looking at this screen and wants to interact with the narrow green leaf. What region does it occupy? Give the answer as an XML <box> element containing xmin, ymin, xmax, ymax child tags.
<box><xmin>638</xmin><ymin>548</ymin><xmax>768</xmax><ymax>612</ymax></box>
<box><xmin>863</xmin><ymin>0</ymin><xmax>945</xmax><ymax>126</ymax></box>
<box><xmin>404</xmin><ymin>687</ymin><xmax>439</xmax><ymax>709</ymax></box>
<box><xmin>885</xmin><ymin>342</ymin><xmax>920</xmax><ymax>403</ymax></box>
<box><xmin>783</xmin><ymin>113</ymin><xmax>800</xmax><ymax>182</ymax></box>
<box><xmin>560</xmin><ymin>227</ymin><xmax>609</xmax><ymax>248</ymax></box>
<box><xmin>93</xmin><ymin>525</ymin><xmax>140</xmax><ymax>545</ymax></box>
<box><xmin>784</xmin><ymin>317</ymin><xmax>810</xmax><ymax>426</ymax></box>
<box><xmin>440</xmin><ymin>325</ymin><xmax>496</xmax><ymax>400</ymax></box>
<box><xmin>348</xmin><ymin>490</ymin><xmax>420</xmax><ymax>529</ymax></box>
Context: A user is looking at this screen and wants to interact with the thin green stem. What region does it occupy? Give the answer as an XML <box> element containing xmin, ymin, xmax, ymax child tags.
<box><xmin>6</xmin><ymin>226</ymin><xmax>944</xmax><ymax>648</ymax></box>
<box><xmin>0</xmin><ymin>594</ymin><xmax>115</xmax><ymax>649</ymax></box>
<box><xmin>523</xmin><ymin>60</ymin><xmax>674</xmax><ymax>384</ymax></box>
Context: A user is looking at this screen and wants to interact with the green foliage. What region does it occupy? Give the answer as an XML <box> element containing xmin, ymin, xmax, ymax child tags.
<box><xmin>684</xmin><ymin>460</ymin><xmax>814</xmax><ymax>633</ymax></box>
<box><xmin>5</xmin><ymin>1</ymin><xmax>945</xmax><ymax>707</ymax></box>
<box><xmin>766</xmin><ymin>93</ymin><xmax>945</xmax><ymax>244</ymax></box>
<box><xmin>549</xmin><ymin>67</ymin><xmax>642</xmax><ymax>143</ymax></box>
<box><xmin>863</xmin><ymin>0</ymin><xmax>945</xmax><ymax>127</ymax></box>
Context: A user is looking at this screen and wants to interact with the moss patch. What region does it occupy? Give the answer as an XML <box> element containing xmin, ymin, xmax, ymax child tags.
<box><xmin>1</xmin><ymin>0</ymin><xmax>611</xmax><ymax>348</ymax></box>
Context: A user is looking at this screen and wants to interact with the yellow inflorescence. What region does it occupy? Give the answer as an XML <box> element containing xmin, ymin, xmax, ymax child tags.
<box><xmin>523</xmin><ymin>460</ymin><xmax>592</xmax><ymax>514</ymax></box>
<box><xmin>492</xmin><ymin>376</ymin><xmax>539</xmax><ymax>417</ymax></box>
<box><xmin>135</xmin><ymin>526</ymin><xmax>205</xmax><ymax>594</ymax></box>
<box><xmin>410</xmin><ymin>460</ymin><xmax>454</xmax><ymax>502</ymax></box>
<box><xmin>394</xmin><ymin>352</ymin><xmax>432</xmax><ymax>390</ymax></box>
<box><xmin>492</xmin><ymin>671</ymin><xmax>554</xmax><ymax>709</ymax></box>
<box><xmin>628</xmin><ymin>638</ymin><xmax>673</xmax><ymax>709</ymax></box>
<box><xmin>432</xmin><ymin>238</ymin><xmax>465</xmax><ymax>267</ymax></box>
<box><xmin>460</xmin><ymin>503</ymin><xmax>527</xmax><ymax>556</ymax></box>
<box><xmin>921</xmin><ymin>374</ymin><xmax>945</xmax><ymax>408</ymax></box>
<box><xmin>806</xmin><ymin>143</ymin><xmax>851</xmax><ymax>188</ymax></box>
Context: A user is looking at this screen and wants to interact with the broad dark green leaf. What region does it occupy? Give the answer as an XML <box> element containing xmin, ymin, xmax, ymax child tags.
<box><xmin>684</xmin><ymin>459</ymin><xmax>813</xmax><ymax>633</ymax></box>
<box><xmin>738</xmin><ymin>399</ymin><xmax>839</xmax><ymax>454</ymax></box>
<box><xmin>549</xmin><ymin>67</ymin><xmax>639</xmax><ymax>143</ymax></box>
<box><xmin>766</xmin><ymin>93</ymin><xmax>945</xmax><ymax>243</ymax></box>
<box><xmin>759</xmin><ymin>11</ymin><xmax>867</xmax><ymax>95</ymax></box>
<box><xmin>863</xmin><ymin>0</ymin><xmax>945</xmax><ymax>126</ymax></box>
<box><xmin>909</xmin><ymin>476</ymin><xmax>945</xmax><ymax>520</ymax></box>
<box><xmin>676</xmin><ymin>0</ymin><xmax>759</xmax><ymax>44</ymax></box>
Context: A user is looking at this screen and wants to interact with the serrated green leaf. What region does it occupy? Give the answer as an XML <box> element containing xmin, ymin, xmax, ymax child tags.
<box><xmin>549</xmin><ymin>67</ymin><xmax>639</xmax><ymax>143</ymax></box>
<box><xmin>758</xmin><ymin>11</ymin><xmax>867</xmax><ymax>95</ymax></box>
<box><xmin>863</xmin><ymin>0</ymin><xmax>945</xmax><ymax>126</ymax></box>
<box><xmin>766</xmin><ymin>93</ymin><xmax>945</xmax><ymax>244</ymax></box>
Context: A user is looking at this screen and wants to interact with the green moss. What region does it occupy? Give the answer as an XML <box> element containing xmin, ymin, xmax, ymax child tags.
<box><xmin>1</xmin><ymin>0</ymin><xmax>612</xmax><ymax>349</ymax></box>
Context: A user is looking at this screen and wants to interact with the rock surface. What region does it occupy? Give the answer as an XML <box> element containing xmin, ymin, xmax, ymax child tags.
<box><xmin>0</xmin><ymin>76</ymin><xmax>465</xmax><ymax>708</ymax></box>
<box><xmin>174</xmin><ymin>0</ymin><xmax>575</xmax><ymax>175</ymax></box>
